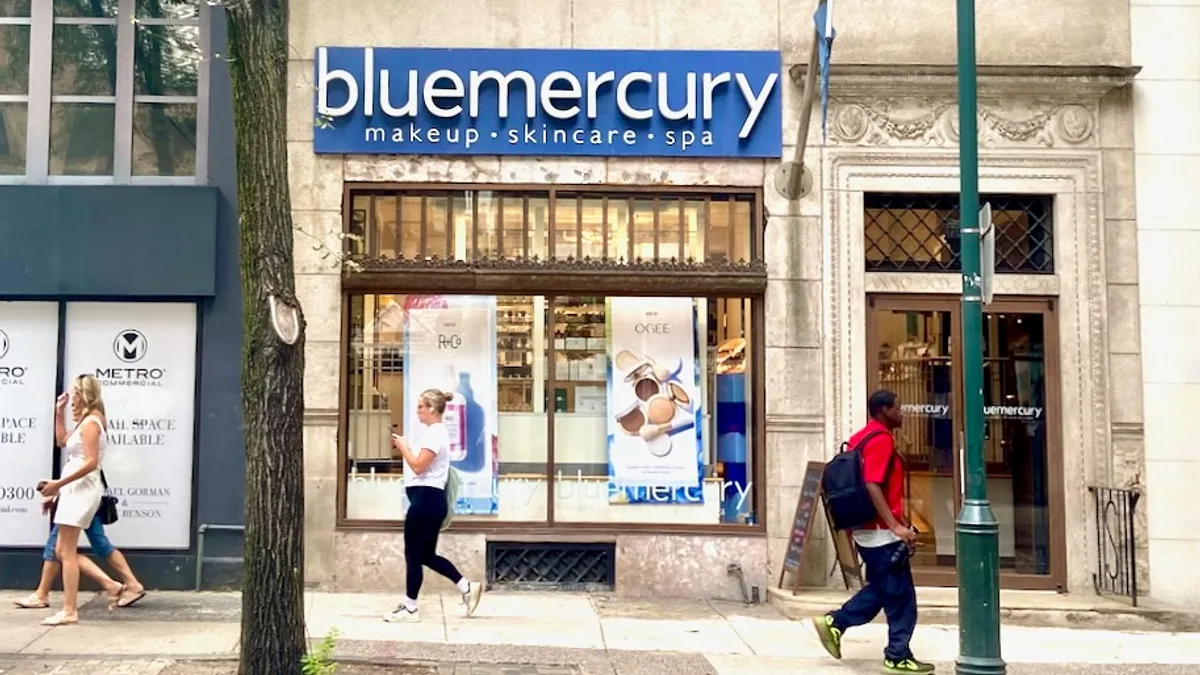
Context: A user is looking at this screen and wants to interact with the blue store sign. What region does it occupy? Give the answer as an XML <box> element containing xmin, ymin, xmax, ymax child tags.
<box><xmin>313</xmin><ymin>47</ymin><xmax>782</xmax><ymax>159</ymax></box>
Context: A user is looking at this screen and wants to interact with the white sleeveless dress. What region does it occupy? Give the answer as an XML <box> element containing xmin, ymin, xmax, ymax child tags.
<box><xmin>53</xmin><ymin>416</ymin><xmax>107</xmax><ymax>528</ymax></box>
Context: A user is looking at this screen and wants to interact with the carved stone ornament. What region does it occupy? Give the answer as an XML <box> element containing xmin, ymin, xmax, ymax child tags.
<box><xmin>826</xmin><ymin>100</ymin><xmax>1097</xmax><ymax>149</ymax></box>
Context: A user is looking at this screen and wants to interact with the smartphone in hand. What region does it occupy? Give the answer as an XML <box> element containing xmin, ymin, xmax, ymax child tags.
<box><xmin>36</xmin><ymin>480</ymin><xmax>48</xmax><ymax>493</ymax></box>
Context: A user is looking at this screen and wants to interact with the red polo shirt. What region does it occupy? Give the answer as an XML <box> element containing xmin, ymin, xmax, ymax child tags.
<box><xmin>848</xmin><ymin>419</ymin><xmax>903</xmax><ymax>530</ymax></box>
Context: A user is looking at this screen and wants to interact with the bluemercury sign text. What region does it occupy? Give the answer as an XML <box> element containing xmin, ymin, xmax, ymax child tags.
<box><xmin>313</xmin><ymin>47</ymin><xmax>782</xmax><ymax>158</ymax></box>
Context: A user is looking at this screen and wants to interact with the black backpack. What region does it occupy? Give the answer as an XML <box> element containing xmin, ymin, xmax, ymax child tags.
<box><xmin>821</xmin><ymin>430</ymin><xmax>897</xmax><ymax>531</ymax></box>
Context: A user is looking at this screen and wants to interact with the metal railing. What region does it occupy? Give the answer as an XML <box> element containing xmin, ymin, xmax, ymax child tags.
<box><xmin>1089</xmin><ymin>486</ymin><xmax>1141</xmax><ymax>606</ymax></box>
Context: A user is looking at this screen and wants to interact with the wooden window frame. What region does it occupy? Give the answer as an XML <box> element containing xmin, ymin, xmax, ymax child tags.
<box><xmin>335</xmin><ymin>184</ymin><xmax>768</xmax><ymax>538</ymax></box>
<box><xmin>341</xmin><ymin>183</ymin><xmax>766</xmax><ymax>298</ymax></box>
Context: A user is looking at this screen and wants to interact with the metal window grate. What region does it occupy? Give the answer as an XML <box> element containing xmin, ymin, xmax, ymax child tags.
<box><xmin>487</xmin><ymin>541</ymin><xmax>616</xmax><ymax>591</ymax></box>
<box><xmin>864</xmin><ymin>194</ymin><xmax>1054</xmax><ymax>273</ymax></box>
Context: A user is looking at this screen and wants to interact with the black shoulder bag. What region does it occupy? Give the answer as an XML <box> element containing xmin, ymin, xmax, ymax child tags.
<box><xmin>98</xmin><ymin>471</ymin><xmax>119</xmax><ymax>526</ymax></box>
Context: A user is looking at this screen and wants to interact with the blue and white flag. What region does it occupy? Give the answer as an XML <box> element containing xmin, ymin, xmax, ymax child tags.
<box><xmin>813</xmin><ymin>1</ymin><xmax>836</xmax><ymax>141</ymax></box>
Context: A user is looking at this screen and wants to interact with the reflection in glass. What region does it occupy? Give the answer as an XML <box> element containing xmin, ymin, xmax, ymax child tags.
<box><xmin>550</xmin><ymin>295</ymin><xmax>756</xmax><ymax>525</ymax></box>
<box><xmin>631</xmin><ymin>198</ymin><xmax>654</xmax><ymax>259</ymax></box>
<box><xmin>708</xmin><ymin>199</ymin><xmax>730</xmax><ymax>261</ymax></box>
<box><xmin>606</xmin><ymin>198</ymin><xmax>630</xmax><ymax>261</ymax></box>
<box><xmin>580</xmin><ymin>198</ymin><xmax>604</xmax><ymax>259</ymax></box>
<box><xmin>732</xmin><ymin>199</ymin><xmax>752</xmax><ymax>262</ymax></box>
<box><xmin>345</xmin><ymin>293</ymin><xmax>549</xmax><ymax>522</ymax></box>
<box><xmin>136</xmin><ymin>0</ymin><xmax>198</xmax><ymax>19</ymax></box>
<box><xmin>983</xmin><ymin>312</ymin><xmax>1050</xmax><ymax>575</ymax></box>
<box><xmin>348</xmin><ymin>196</ymin><xmax>369</xmax><ymax>256</ymax></box>
<box><xmin>54</xmin><ymin>0</ymin><xmax>118</xmax><ymax>17</ymax></box>
<box><xmin>553</xmin><ymin>197</ymin><xmax>577</xmax><ymax>260</ymax></box>
<box><xmin>874</xmin><ymin>308</ymin><xmax>956</xmax><ymax>568</ymax></box>
<box><xmin>50</xmin><ymin>102</ymin><xmax>115</xmax><ymax>175</ymax></box>
<box><xmin>0</xmin><ymin>1</ymin><xmax>32</xmax><ymax>17</ymax></box>
<box><xmin>475</xmin><ymin>191</ymin><xmax>501</xmax><ymax>259</ymax></box>
<box><xmin>0</xmin><ymin>25</ymin><xmax>30</xmax><ymax>95</ymax></box>
<box><xmin>425</xmin><ymin>195</ymin><xmax>451</xmax><ymax>259</ymax></box>
<box><xmin>132</xmin><ymin>102</ymin><xmax>196</xmax><ymax>176</ymax></box>
<box><xmin>134</xmin><ymin>24</ymin><xmax>199</xmax><ymax>96</ymax></box>
<box><xmin>0</xmin><ymin>102</ymin><xmax>27</xmax><ymax>174</ymax></box>
<box><xmin>52</xmin><ymin>24</ymin><xmax>118</xmax><ymax>95</ymax></box>
<box><xmin>686</xmin><ymin>199</ymin><xmax>706</xmax><ymax>260</ymax></box>
<box><xmin>657</xmin><ymin>198</ymin><xmax>683</xmax><ymax>261</ymax></box>
<box><xmin>399</xmin><ymin>195</ymin><xmax>422</xmax><ymax>259</ymax></box>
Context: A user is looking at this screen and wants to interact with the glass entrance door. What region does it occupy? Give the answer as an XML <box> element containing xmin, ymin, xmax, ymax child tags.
<box><xmin>866</xmin><ymin>296</ymin><xmax>1063</xmax><ymax>590</ymax></box>
<box><xmin>866</xmin><ymin>297</ymin><xmax>963</xmax><ymax>580</ymax></box>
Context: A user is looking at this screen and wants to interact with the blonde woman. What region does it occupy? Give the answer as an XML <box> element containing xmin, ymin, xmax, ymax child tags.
<box><xmin>384</xmin><ymin>389</ymin><xmax>482</xmax><ymax>622</ymax></box>
<box><xmin>36</xmin><ymin>374</ymin><xmax>108</xmax><ymax>626</ymax></box>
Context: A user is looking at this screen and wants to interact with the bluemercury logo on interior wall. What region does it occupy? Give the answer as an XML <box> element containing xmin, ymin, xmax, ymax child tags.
<box><xmin>313</xmin><ymin>47</ymin><xmax>783</xmax><ymax>158</ymax></box>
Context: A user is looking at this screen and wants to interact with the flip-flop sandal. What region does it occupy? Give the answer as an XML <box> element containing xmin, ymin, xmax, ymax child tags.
<box><xmin>40</xmin><ymin>611</ymin><xmax>78</xmax><ymax>626</ymax></box>
<box><xmin>106</xmin><ymin>584</ymin><xmax>126</xmax><ymax>610</ymax></box>
<box><xmin>13</xmin><ymin>594</ymin><xmax>49</xmax><ymax>609</ymax></box>
<box><xmin>116</xmin><ymin>590</ymin><xmax>147</xmax><ymax>608</ymax></box>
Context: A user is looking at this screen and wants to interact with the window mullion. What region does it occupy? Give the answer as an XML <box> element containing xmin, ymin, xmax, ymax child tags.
<box><xmin>25</xmin><ymin>0</ymin><xmax>52</xmax><ymax>182</ymax></box>
<box><xmin>194</xmin><ymin>4</ymin><xmax>211</xmax><ymax>182</ymax></box>
<box><xmin>113</xmin><ymin>0</ymin><xmax>136</xmax><ymax>182</ymax></box>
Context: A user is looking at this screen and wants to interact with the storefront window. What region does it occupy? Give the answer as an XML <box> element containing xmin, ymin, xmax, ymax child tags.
<box><xmin>342</xmin><ymin>292</ymin><xmax>758</xmax><ymax>528</ymax></box>
<box><xmin>348</xmin><ymin>189</ymin><xmax>753</xmax><ymax>264</ymax></box>
<box><xmin>344</xmin><ymin>294</ymin><xmax>549</xmax><ymax>522</ymax></box>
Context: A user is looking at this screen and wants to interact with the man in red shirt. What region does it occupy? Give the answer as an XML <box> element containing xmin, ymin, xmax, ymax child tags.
<box><xmin>812</xmin><ymin>389</ymin><xmax>934</xmax><ymax>674</ymax></box>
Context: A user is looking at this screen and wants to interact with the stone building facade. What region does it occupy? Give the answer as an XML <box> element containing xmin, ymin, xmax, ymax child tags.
<box><xmin>287</xmin><ymin>0</ymin><xmax>1186</xmax><ymax>605</ymax></box>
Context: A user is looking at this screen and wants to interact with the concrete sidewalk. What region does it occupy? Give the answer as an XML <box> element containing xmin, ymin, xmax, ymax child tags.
<box><xmin>2</xmin><ymin>590</ymin><xmax>1200</xmax><ymax>674</ymax></box>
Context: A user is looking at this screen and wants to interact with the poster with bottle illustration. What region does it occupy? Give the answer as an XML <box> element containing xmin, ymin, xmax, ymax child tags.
<box><xmin>606</xmin><ymin>297</ymin><xmax>704</xmax><ymax>504</ymax></box>
<box><xmin>403</xmin><ymin>295</ymin><xmax>499</xmax><ymax>515</ymax></box>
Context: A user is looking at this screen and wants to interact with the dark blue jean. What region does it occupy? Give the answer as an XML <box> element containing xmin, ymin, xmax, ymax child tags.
<box><xmin>42</xmin><ymin>513</ymin><xmax>115</xmax><ymax>562</ymax></box>
<box><xmin>829</xmin><ymin>540</ymin><xmax>918</xmax><ymax>661</ymax></box>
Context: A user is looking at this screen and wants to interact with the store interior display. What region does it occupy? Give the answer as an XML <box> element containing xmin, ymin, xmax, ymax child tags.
<box><xmin>706</xmin><ymin>302</ymin><xmax>754</xmax><ymax>525</ymax></box>
<box><xmin>552</xmin><ymin>298</ymin><xmax>608</xmax><ymax>414</ymax></box>
<box><xmin>497</xmin><ymin>297</ymin><xmax>536</xmax><ymax>412</ymax></box>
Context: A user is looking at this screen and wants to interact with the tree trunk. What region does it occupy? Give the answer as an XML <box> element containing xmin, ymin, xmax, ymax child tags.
<box><xmin>225</xmin><ymin>2</ymin><xmax>308</xmax><ymax>674</ymax></box>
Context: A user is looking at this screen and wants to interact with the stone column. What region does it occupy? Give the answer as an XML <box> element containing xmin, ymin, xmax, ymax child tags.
<box><xmin>287</xmin><ymin>55</ymin><xmax>346</xmax><ymax>587</ymax></box>
<box><xmin>763</xmin><ymin>83</ymin><xmax>833</xmax><ymax>586</ymax></box>
<box><xmin>1131</xmin><ymin>0</ymin><xmax>1200</xmax><ymax>607</ymax></box>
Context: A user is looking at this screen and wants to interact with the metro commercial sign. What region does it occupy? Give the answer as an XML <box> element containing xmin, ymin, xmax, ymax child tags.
<box><xmin>313</xmin><ymin>47</ymin><xmax>783</xmax><ymax>158</ymax></box>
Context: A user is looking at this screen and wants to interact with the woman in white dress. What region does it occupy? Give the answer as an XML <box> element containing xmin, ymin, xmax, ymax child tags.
<box><xmin>37</xmin><ymin>374</ymin><xmax>108</xmax><ymax>626</ymax></box>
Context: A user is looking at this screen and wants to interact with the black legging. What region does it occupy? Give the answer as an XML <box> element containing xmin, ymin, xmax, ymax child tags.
<box><xmin>404</xmin><ymin>486</ymin><xmax>463</xmax><ymax>600</ymax></box>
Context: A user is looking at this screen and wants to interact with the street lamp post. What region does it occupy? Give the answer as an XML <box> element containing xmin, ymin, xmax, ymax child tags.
<box><xmin>954</xmin><ymin>0</ymin><xmax>1006</xmax><ymax>674</ymax></box>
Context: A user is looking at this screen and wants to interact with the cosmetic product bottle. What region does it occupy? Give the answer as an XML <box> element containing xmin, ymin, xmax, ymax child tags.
<box><xmin>443</xmin><ymin>364</ymin><xmax>467</xmax><ymax>462</ymax></box>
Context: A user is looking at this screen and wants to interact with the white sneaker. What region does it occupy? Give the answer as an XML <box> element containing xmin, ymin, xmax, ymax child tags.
<box><xmin>461</xmin><ymin>581</ymin><xmax>483</xmax><ymax>617</ymax></box>
<box><xmin>383</xmin><ymin>604</ymin><xmax>419</xmax><ymax>623</ymax></box>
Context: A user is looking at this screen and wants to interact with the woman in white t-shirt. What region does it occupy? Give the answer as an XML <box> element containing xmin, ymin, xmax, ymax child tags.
<box><xmin>384</xmin><ymin>389</ymin><xmax>483</xmax><ymax>623</ymax></box>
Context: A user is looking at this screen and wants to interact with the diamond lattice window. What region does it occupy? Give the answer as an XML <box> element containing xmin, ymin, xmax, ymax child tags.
<box><xmin>864</xmin><ymin>194</ymin><xmax>1054</xmax><ymax>274</ymax></box>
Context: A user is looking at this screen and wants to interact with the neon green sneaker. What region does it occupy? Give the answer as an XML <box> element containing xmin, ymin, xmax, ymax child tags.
<box><xmin>882</xmin><ymin>657</ymin><xmax>936</xmax><ymax>674</ymax></box>
<box><xmin>811</xmin><ymin>614</ymin><xmax>843</xmax><ymax>659</ymax></box>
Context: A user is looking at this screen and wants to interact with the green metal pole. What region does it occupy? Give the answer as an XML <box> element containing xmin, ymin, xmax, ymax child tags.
<box><xmin>954</xmin><ymin>0</ymin><xmax>1006</xmax><ymax>673</ymax></box>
